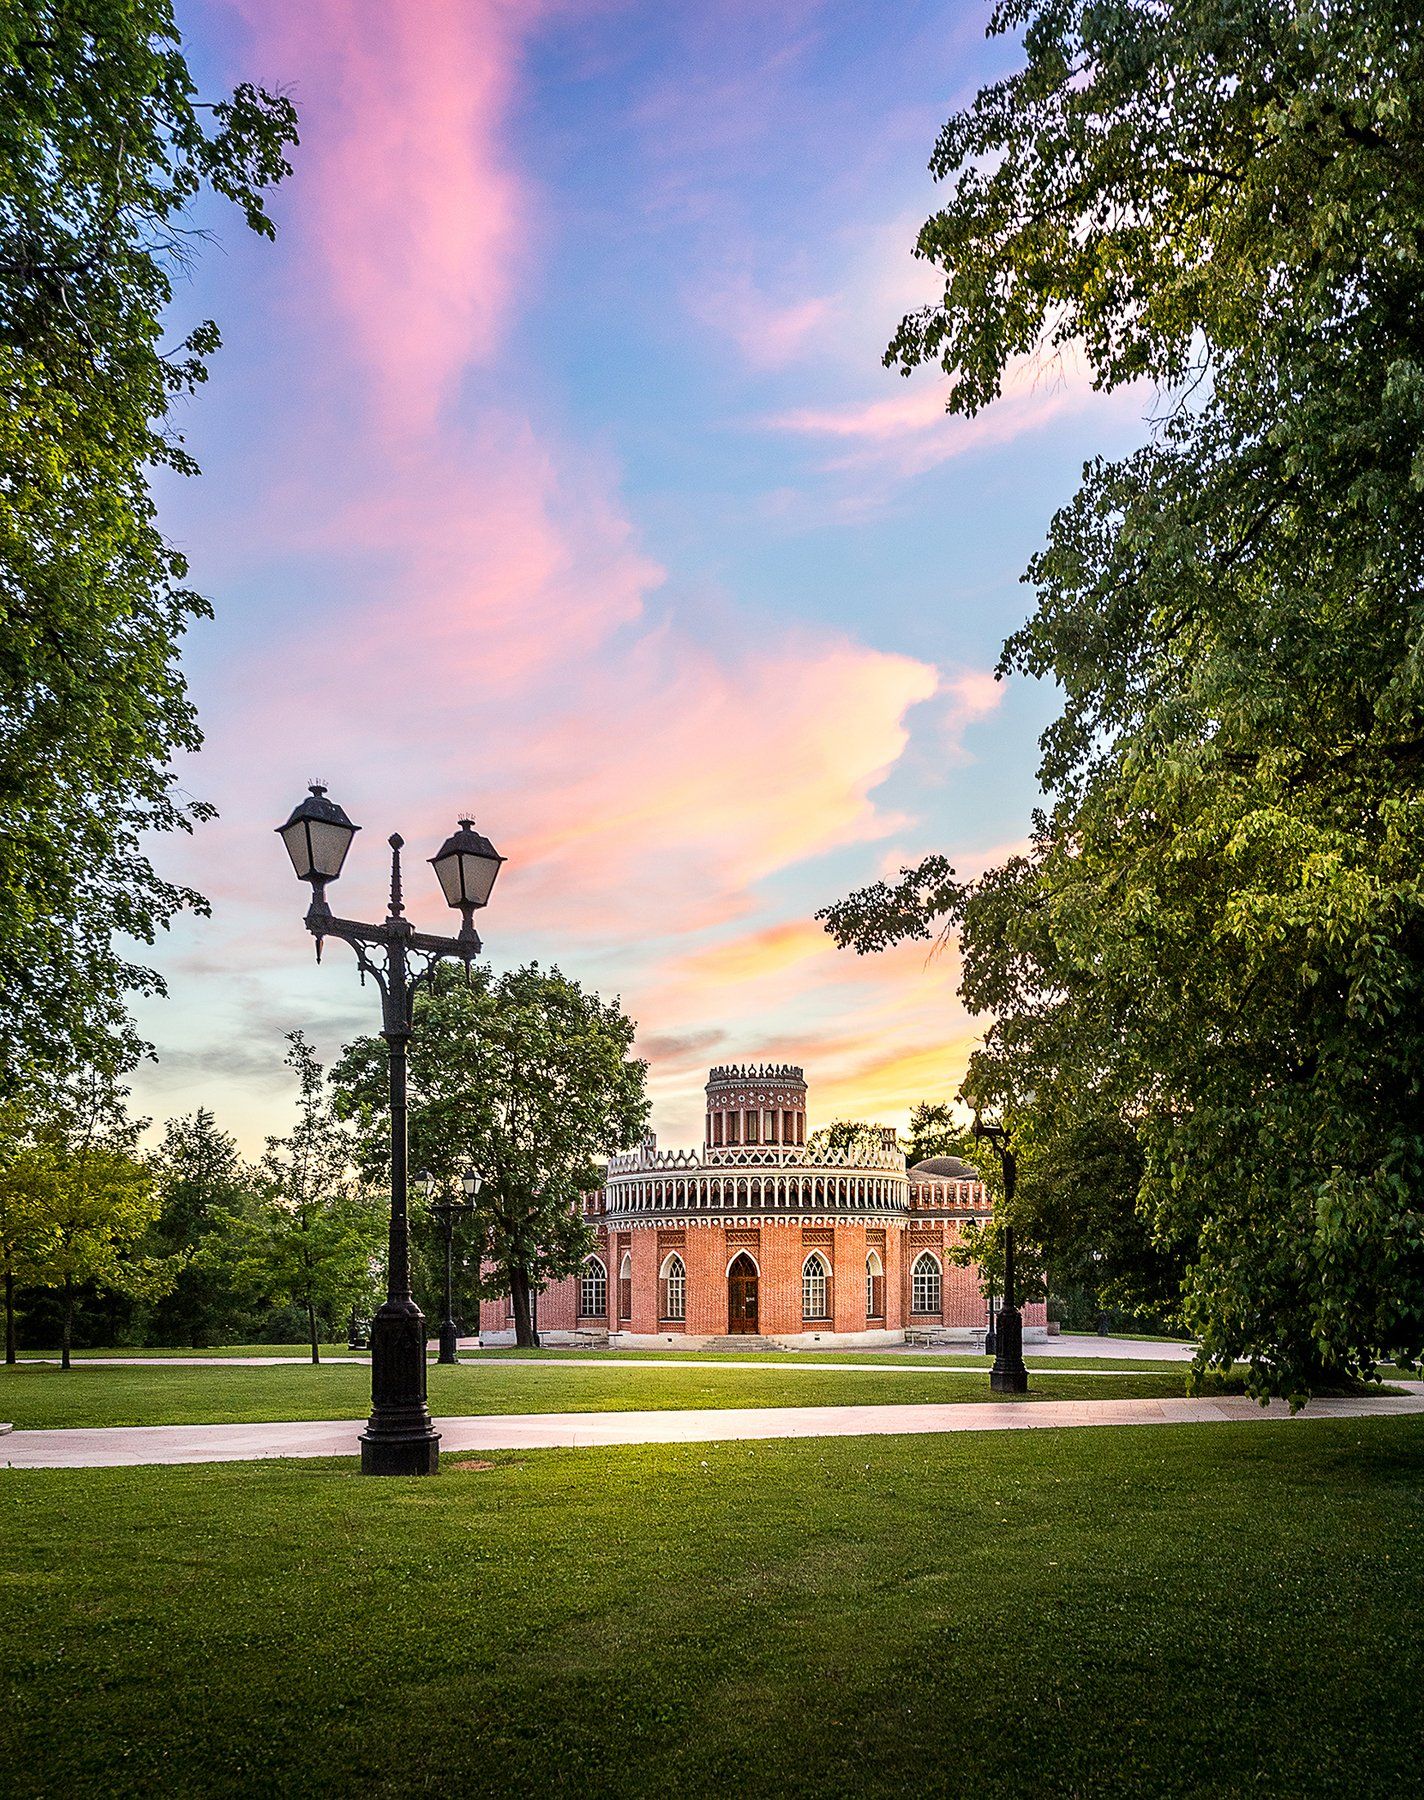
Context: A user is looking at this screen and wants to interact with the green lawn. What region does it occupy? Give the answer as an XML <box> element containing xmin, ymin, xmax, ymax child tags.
<box><xmin>17</xmin><ymin>1342</ymin><xmax>1196</xmax><ymax>1370</ymax></box>
<box><xmin>0</xmin><ymin>1358</ymin><xmax>1199</xmax><ymax>1430</ymax></box>
<box><xmin>16</xmin><ymin>1343</ymin><xmax>361</xmax><ymax>1361</ymax></box>
<box><xmin>2</xmin><ymin>1417</ymin><xmax>1420</xmax><ymax>1796</ymax></box>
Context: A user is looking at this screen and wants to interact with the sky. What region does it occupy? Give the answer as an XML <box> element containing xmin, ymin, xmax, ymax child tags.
<box><xmin>129</xmin><ymin>0</ymin><xmax>1151</xmax><ymax>1155</ymax></box>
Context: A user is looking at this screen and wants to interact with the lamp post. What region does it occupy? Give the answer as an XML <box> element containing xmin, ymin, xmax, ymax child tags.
<box><xmin>960</xmin><ymin>1089</ymin><xmax>1029</xmax><ymax>1395</ymax></box>
<box><xmin>426</xmin><ymin>1170</ymin><xmax>481</xmax><ymax>1364</ymax></box>
<box><xmin>276</xmin><ymin>788</ymin><xmax>503</xmax><ymax>1474</ymax></box>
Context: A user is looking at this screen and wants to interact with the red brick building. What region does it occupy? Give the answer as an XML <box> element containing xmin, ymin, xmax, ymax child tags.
<box><xmin>481</xmin><ymin>1063</ymin><xmax>1047</xmax><ymax>1348</ymax></box>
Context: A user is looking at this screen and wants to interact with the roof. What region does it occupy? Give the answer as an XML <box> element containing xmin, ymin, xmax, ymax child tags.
<box><xmin>908</xmin><ymin>1156</ymin><xmax>980</xmax><ymax>1181</ymax></box>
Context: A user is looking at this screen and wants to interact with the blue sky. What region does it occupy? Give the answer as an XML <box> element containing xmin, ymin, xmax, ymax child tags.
<box><xmin>128</xmin><ymin>0</ymin><xmax>1151</xmax><ymax>1153</ymax></box>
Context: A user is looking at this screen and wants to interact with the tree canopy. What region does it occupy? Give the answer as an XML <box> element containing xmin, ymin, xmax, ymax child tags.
<box><xmin>0</xmin><ymin>3</ymin><xmax>297</xmax><ymax>1085</ymax></box>
<box><xmin>824</xmin><ymin>0</ymin><xmax>1424</xmax><ymax>1399</ymax></box>
<box><xmin>332</xmin><ymin>963</ymin><xmax>648</xmax><ymax>1348</ymax></box>
<box><xmin>214</xmin><ymin>1035</ymin><xmax>381</xmax><ymax>1366</ymax></box>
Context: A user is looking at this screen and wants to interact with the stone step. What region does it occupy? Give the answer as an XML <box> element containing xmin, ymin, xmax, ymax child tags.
<box><xmin>702</xmin><ymin>1336</ymin><xmax>780</xmax><ymax>1353</ymax></box>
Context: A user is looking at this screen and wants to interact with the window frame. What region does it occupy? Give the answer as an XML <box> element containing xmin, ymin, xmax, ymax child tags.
<box><xmin>911</xmin><ymin>1251</ymin><xmax>942</xmax><ymax>1316</ymax></box>
<box><xmin>802</xmin><ymin>1251</ymin><xmax>831</xmax><ymax>1321</ymax></box>
<box><xmin>660</xmin><ymin>1251</ymin><xmax>687</xmax><ymax>1323</ymax></box>
<box><xmin>579</xmin><ymin>1255</ymin><xmax>608</xmax><ymax>1320</ymax></box>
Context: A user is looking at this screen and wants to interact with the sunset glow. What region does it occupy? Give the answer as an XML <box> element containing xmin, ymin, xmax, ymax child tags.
<box><xmin>133</xmin><ymin>0</ymin><xmax>1151</xmax><ymax>1149</ymax></box>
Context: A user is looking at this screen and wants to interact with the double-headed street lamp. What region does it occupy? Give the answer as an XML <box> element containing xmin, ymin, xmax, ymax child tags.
<box><xmin>424</xmin><ymin>1170</ymin><xmax>483</xmax><ymax>1365</ymax></box>
<box><xmin>277</xmin><ymin>786</ymin><xmax>504</xmax><ymax>1475</ymax></box>
<box><xmin>960</xmin><ymin>1088</ymin><xmax>1029</xmax><ymax>1395</ymax></box>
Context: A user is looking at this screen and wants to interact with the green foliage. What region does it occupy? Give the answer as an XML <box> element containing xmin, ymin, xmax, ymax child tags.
<box><xmin>145</xmin><ymin>1109</ymin><xmax>258</xmax><ymax>1348</ymax></box>
<box><xmin>211</xmin><ymin>1036</ymin><xmax>383</xmax><ymax>1364</ymax></box>
<box><xmin>824</xmin><ymin>0</ymin><xmax>1424</xmax><ymax>1399</ymax></box>
<box><xmin>0</xmin><ymin>2</ymin><xmax>297</xmax><ymax>1084</ymax></box>
<box><xmin>331</xmin><ymin>962</ymin><xmax>648</xmax><ymax>1345</ymax></box>
<box><xmin>903</xmin><ymin>1101</ymin><xmax>978</xmax><ymax>1168</ymax></box>
<box><xmin>803</xmin><ymin>1118</ymin><xmax>894</xmax><ymax>1159</ymax></box>
<box><xmin>2</xmin><ymin>1065</ymin><xmax>172</xmax><ymax>1364</ymax></box>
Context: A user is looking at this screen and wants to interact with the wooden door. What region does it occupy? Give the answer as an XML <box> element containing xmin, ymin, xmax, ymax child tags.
<box><xmin>727</xmin><ymin>1254</ymin><xmax>759</xmax><ymax>1333</ymax></box>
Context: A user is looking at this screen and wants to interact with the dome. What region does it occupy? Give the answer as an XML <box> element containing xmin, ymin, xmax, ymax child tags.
<box><xmin>909</xmin><ymin>1156</ymin><xmax>979</xmax><ymax>1181</ymax></box>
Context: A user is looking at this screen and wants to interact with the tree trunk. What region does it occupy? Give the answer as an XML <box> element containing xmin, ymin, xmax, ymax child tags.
<box><xmin>4</xmin><ymin>1268</ymin><xmax>15</xmax><ymax>1365</ymax></box>
<box><xmin>62</xmin><ymin>1276</ymin><xmax>73</xmax><ymax>1371</ymax></box>
<box><xmin>510</xmin><ymin>1264</ymin><xmax>540</xmax><ymax>1349</ymax></box>
<box><xmin>307</xmin><ymin>1297</ymin><xmax>320</xmax><ymax>1366</ymax></box>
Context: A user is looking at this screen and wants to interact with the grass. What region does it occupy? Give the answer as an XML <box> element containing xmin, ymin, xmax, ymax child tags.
<box><xmin>1</xmin><ymin>1416</ymin><xmax>1421</xmax><ymax>1796</ymax></box>
<box><xmin>0</xmin><ymin>1359</ymin><xmax>1203</xmax><ymax>1430</ymax></box>
<box><xmin>15</xmin><ymin>1343</ymin><xmax>360</xmax><ymax>1361</ymax></box>
<box><xmin>16</xmin><ymin>1342</ymin><xmax>1195</xmax><ymax>1370</ymax></box>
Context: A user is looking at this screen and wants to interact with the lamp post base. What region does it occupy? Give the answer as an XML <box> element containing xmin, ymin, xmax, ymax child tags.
<box><xmin>362</xmin><ymin>1298</ymin><xmax>441</xmax><ymax>1476</ymax></box>
<box><xmin>438</xmin><ymin>1318</ymin><xmax>459</xmax><ymax>1364</ymax></box>
<box><xmin>989</xmin><ymin>1304</ymin><xmax>1029</xmax><ymax>1394</ymax></box>
<box><xmin>360</xmin><ymin>1427</ymin><xmax>441</xmax><ymax>1476</ymax></box>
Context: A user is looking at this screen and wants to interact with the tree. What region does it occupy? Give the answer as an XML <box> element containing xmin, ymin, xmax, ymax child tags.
<box><xmin>823</xmin><ymin>0</ymin><xmax>1424</xmax><ymax>1400</ymax></box>
<box><xmin>803</xmin><ymin>1119</ymin><xmax>896</xmax><ymax>1160</ymax></box>
<box><xmin>146</xmin><ymin>1109</ymin><xmax>255</xmax><ymax>1347</ymax></box>
<box><xmin>17</xmin><ymin>1069</ymin><xmax>171</xmax><ymax>1367</ymax></box>
<box><xmin>0</xmin><ymin>4</ymin><xmax>297</xmax><ymax>1088</ymax></box>
<box><xmin>332</xmin><ymin>963</ymin><xmax>648</xmax><ymax>1349</ymax></box>
<box><xmin>215</xmin><ymin>1035</ymin><xmax>381</xmax><ymax>1365</ymax></box>
<box><xmin>903</xmin><ymin>1102</ymin><xmax>978</xmax><ymax>1169</ymax></box>
<box><xmin>0</xmin><ymin>1098</ymin><xmax>53</xmax><ymax>1362</ymax></box>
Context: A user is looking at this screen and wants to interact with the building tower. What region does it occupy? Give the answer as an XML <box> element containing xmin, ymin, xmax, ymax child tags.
<box><xmin>705</xmin><ymin>1063</ymin><xmax>807</xmax><ymax>1152</ymax></box>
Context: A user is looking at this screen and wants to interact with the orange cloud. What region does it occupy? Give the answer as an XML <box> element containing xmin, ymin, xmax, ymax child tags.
<box><xmin>504</xmin><ymin>629</ymin><xmax>940</xmax><ymax>933</ymax></box>
<box><xmin>676</xmin><ymin>919</ymin><xmax>830</xmax><ymax>983</ymax></box>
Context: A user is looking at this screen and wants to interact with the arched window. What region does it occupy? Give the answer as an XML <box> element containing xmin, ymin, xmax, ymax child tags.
<box><xmin>618</xmin><ymin>1252</ymin><xmax>633</xmax><ymax>1321</ymax></box>
<box><xmin>579</xmin><ymin>1256</ymin><xmax>607</xmax><ymax>1319</ymax></box>
<box><xmin>865</xmin><ymin>1250</ymin><xmax>884</xmax><ymax>1319</ymax></box>
<box><xmin>661</xmin><ymin>1253</ymin><xmax>686</xmax><ymax>1322</ymax></box>
<box><xmin>911</xmin><ymin>1252</ymin><xmax>941</xmax><ymax>1316</ymax></box>
<box><xmin>802</xmin><ymin>1252</ymin><xmax>831</xmax><ymax>1320</ymax></box>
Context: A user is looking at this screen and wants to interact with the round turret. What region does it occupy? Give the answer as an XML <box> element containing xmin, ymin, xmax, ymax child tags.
<box><xmin>705</xmin><ymin>1063</ymin><xmax>807</xmax><ymax>1150</ymax></box>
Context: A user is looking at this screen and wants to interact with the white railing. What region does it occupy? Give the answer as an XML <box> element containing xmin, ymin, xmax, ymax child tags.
<box><xmin>604</xmin><ymin>1138</ymin><xmax>907</xmax><ymax>1178</ymax></box>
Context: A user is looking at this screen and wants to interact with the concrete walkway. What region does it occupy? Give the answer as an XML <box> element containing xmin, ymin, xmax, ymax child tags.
<box><xmin>4</xmin><ymin>1390</ymin><xmax>1421</xmax><ymax>1469</ymax></box>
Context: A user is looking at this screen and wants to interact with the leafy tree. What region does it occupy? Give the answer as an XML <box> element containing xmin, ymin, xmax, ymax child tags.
<box><xmin>0</xmin><ymin>4</ymin><xmax>297</xmax><ymax>1087</ymax></box>
<box><xmin>823</xmin><ymin>0</ymin><xmax>1424</xmax><ymax>1400</ymax></box>
<box><xmin>0</xmin><ymin>1098</ymin><xmax>53</xmax><ymax>1361</ymax></box>
<box><xmin>214</xmin><ymin>1035</ymin><xmax>381</xmax><ymax>1365</ymax></box>
<box><xmin>146</xmin><ymin>1109</ymin><xmax>255</xmax><ymax>1347</ymax></box>
<box><xmin>332</xmin><ymin>963</ymin><xmax>648</xmax><ymax>1349</ymax></box>
<box><xmin>903</xmin><ymin>1102</ymin><xmax>978</xmax><ymax>1169</ymax></box>
<box><xmin>803</xmin><ymin>1119</ymin><xmax>897</xmax><ymax>1160</ymax></box>
<box><xmin>17</xmin><ymin>1069</ymin><xmax>171</xmax><ymax>1367</ymax></box>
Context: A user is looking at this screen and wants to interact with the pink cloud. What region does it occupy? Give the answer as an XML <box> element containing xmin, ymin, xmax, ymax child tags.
<box><xmin>234</xmin><ymin>0</ymin><xmax>544</xmax><ymax>426</ymax></box>
<box><xmin>503</xmin><ymin>627</ymin><xmax>940</xmax><ymax>935</ymax></box>
<box><xmin>692</xmin><ymin>270</ymin><xmax>833</xmax><ymax>368</ymax></box>
<box><xmin>766</xmin><ymin>351</ymin><xmax>1147</xmax><ymax>478</ymax></box>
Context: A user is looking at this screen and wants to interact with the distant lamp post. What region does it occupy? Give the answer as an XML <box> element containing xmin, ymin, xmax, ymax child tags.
<box><xmin>960</xmin><ymin>1087</ymin><xmax>1029</xmax><ymax>1395</ymax></box>
<box><xmin>425</xmin><ymin>1170</ymin><xmax>481</xmax><ymax>1365</ymax></box>
<box><xmin>277</xmin><ymin>785</ymin><xmax>503</xmax><ymax>1475</ymax></box>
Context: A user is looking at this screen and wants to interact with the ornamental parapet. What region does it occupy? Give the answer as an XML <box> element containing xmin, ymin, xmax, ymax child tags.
<box><xmin>605</xmin><ymin>1139</ymin><xmax>908</xmax><ymax>1178</ymax></box>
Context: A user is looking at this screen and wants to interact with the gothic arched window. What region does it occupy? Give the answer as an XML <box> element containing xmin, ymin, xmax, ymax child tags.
<box><xmin>579</xmin><ymin>1257</ymin><xmax>607</xmax><ymax>1319</ymax></box>
<box><xmin>911</xmin><ymin>1252</ymin><xmax>942</xmax><ymax>1316</ymax></box>
<box><xmin>661</xmin><ymin>1253</ymin><xmax>687</xmax><ymax>1322</ymax></box>
<box><xmin>865</xmin><ymin>1251</ymin><xmax>884</xmax><ymax>1319</ymax></box>
<box><xmin>802</xmin><ymin>1252</ymin><xmax>831</xmax><ymax>1320</ymax></box>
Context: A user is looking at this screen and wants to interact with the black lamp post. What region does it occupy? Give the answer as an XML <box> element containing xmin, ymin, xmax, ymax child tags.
<box><xmin>426</xmin><ymin>1170</ymin><xmax>481</xmax><ymax>1364</ymax></box>
<box><xmin>960</xmin><ymin>1091</ymin><xmax>1029</xmax><ymax>1395</ymax></box>
<box><xmin>277</xmin><ymin>788</ymin><xmax>504</xmax><ymax>1474</ymax></box>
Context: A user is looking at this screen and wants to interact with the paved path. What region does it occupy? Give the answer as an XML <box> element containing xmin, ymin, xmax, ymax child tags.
<box><xmin>4</xmin><ymin>1391</ymin><xmax>1420</xmax><ymax>1469</ymax></box>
